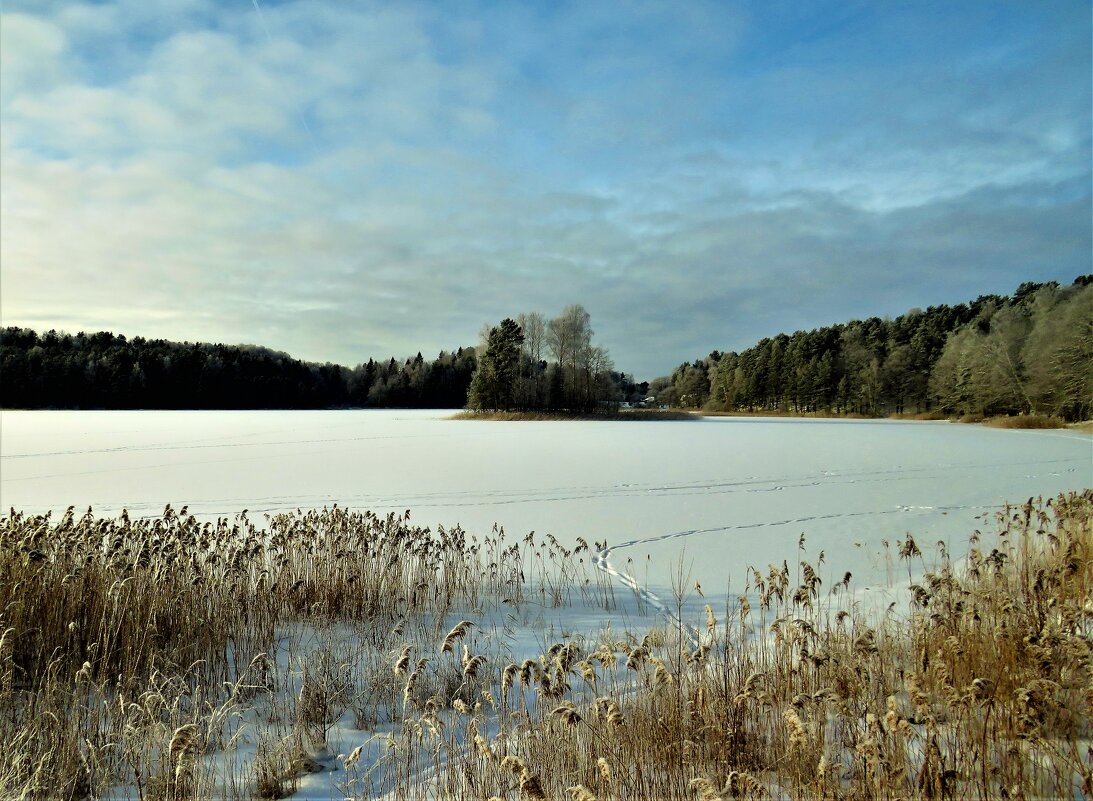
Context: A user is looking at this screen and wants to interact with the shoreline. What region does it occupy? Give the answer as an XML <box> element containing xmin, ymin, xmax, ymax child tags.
<box><xmin>448</xmin><ymin>409</ymin><xmax>697</xmax><ymax>421</ymax></box>
<box><xmin>451</xmin><ymin>406</ymin><xmax>1092</xmax><ymax>432</ymax></box>
<box><xmin>699</xmin><ymin>409</ymin><xmax>1091</xmax><ymax>432</ymax></box>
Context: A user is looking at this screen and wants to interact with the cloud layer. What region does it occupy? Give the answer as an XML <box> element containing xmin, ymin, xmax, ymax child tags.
<box><xmin>2</xmin><ymin>0</ymin><xmax>1090</xmax><ymax>377</ymax></box>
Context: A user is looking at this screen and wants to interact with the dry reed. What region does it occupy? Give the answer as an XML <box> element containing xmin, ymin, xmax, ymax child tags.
<box><xmin>1</xmin><ymin>491</ymin><xmax>1089</xmax><ymax>799</ymax></box>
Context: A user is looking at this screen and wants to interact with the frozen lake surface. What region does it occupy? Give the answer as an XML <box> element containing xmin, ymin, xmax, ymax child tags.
<box><xmin>3</xmin><ymin>409</ymin><xmax>1090</xmax><ymax>599</ymax></box>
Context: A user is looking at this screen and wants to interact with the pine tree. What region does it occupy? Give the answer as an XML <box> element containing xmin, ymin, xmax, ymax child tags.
<box><xmin>468</xmin><ymin>318</ymin><xmax>524</xmax><ymax>410</ymax></box>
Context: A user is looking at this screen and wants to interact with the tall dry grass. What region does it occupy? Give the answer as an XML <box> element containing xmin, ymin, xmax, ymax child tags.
<box><xmin>981</xmin><ymin>414</ymin><xmax>1069</xmax><ymax>429</ymax></box>
<box><xmin>1</xmin><ymin>492</ymin><xmax>1090</xmax><ymax>799</ymax></box>
<box><xmin>0</xmin><ymin>505</ymin><xmax>613</xmax><ymax>799</ymax></box>
<box><xmin>430</xmin><ymin>492</ymin><xmax>1092</xmax><ymax>801</ymax></box>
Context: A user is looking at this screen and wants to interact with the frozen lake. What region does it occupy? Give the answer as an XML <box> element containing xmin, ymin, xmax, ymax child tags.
<box><xmin>2</xmin><ymin>409</ymin><xmax>1090</xmax><ymax>600</ymax></box>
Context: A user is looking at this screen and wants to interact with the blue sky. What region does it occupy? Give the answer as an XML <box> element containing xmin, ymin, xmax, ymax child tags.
<box><xmin>1</xmin><ymin>0</ymin><xmax>1089</xmax><ymax>378</ymax></box>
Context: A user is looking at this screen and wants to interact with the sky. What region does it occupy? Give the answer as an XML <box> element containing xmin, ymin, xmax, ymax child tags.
<box><xmin>1</xmin><ymin>1</ymin><xmax>1090</xmax><ymax>379</ymax></box>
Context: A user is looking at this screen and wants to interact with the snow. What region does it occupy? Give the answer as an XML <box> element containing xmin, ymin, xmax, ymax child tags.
<box><xmin>3</xmin><ymin>409</ymin><xmax>1089</xmax><ymax>598</ymax></box>
<box><xmin>2</xmin><ymin>410</ymin><xmax>1090</xmax><ymax>799</ymax></box>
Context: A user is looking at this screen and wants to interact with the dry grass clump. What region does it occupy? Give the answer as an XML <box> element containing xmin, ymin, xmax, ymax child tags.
<box><xmin>0</xmin><ymin>505</ymin><xmax>525</xmax><ymax>688</ymax></box>
<box><xmin>0</xmin><ymin>505</ymin><xmax>611</xmax><ymax>799</ymax></box>
<box><xmin>888</xmin><ymin>411</ymin><xmax>949</xmax><ymax>421</ymax></box>
<box><xmin>981</xmin><ymin>413</ymin><xmax>1068</xmax><ymax>429</ymax></box>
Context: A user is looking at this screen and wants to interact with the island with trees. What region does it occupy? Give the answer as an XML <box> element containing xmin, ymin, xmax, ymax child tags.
<box><xmin>458</xmin><ymin>305</ymin><xmax>684</xmax><ymax>418</ymax></box>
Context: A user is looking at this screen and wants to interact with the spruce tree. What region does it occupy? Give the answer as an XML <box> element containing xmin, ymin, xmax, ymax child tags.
<box><xmin>467</xmin><ymin>318</ymin><xmax>524</xmax><ymax>410</ymax></box>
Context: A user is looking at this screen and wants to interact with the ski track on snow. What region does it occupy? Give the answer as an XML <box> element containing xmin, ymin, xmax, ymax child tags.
<box><xmin>6</xmin><ymin>457</ymin><xmax>1084</xmax><ymax>518</ymax></box>
<box><xmin>586</xmin><ymin>502</ymin><xmax>1000</xmax><ymax>643</ymax></box>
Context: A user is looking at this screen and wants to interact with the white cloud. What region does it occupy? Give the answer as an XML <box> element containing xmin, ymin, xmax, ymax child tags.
<box><xmin>0</xmin><ymin>13</ymin><xmax>68</xmax><ymax>94</ymax></box>
<box><xmin>0</xmin><ymin>1</ymin><xmax>1089</xmax><ymax>377</ymax></box>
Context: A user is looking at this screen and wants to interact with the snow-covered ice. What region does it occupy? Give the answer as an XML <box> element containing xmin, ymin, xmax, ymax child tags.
<box><xmin>3</xmin><ymin>409</ymin><xmax>1089</xmax><ymax>597</ymax></box>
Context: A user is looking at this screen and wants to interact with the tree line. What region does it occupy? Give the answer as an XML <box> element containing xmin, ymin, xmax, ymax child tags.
<box><xmin>467</xmin><ymin>305</ymin><xmax>642</xmax><ymax>412</ymax></box>
<box><xmin>5</xmin><ymin>278</ymin><xmax>1086</xmax><ymax>417</ymax></box>
<box><xmin>652</xmin><ymin>277</ymin><xmax>1092</xmax><ymax>421</ymax></box>
<box><xmin>0</xmin><ymin>328</ymin><xmax>477</xmax><ymax>409</ymax></box>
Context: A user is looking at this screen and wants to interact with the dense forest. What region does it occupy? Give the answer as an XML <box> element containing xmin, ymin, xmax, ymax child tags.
<box><xmin>3</xmin><ymin>278</ymin><xmax>1088</xmax><ymax>417</ymax></box>
<box><xmin>0</xmin><ymin>329</ymin><xmax>477</xmax><ymax>409</ymax></box>
<box><xmin>0</xmin><ymin>304</ymin><xmax>645</xmax><ymax>411</ymax></box>
<box><xmin>651</xmin><ymin>277</ymin><xmax>1092</xmax><ymax>421</ymax></box>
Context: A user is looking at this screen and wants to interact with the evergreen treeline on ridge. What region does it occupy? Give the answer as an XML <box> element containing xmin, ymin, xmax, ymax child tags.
<box><xmin>2</xmin><ymin>277</ymin><xmax>1089</xmax><ymax>417</ymax></box>
<box><xmin>0</xmin><ymin>329</ymin><xmax>477</xmax><ymax>409</ymax></box>
<box><xmin>652</xmin><ymin>276</ymin><xmax>1092</xmax><ymax>421</ymax></box>
<box><xmin>0</xmin><ymin>304</ymin><xmax>645</xmax><ymax>412</ymax></box>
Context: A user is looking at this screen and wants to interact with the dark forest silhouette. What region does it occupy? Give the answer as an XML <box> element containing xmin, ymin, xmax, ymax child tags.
<box><xmin>2</xmin><ymin>277</ymin><xmax>1088</xmax><ymax>418</ymax></box>
<box><xmin>652</xmin><ymin>277</ymin><xmax>1091</xmax><ymax>421</ymax></box>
